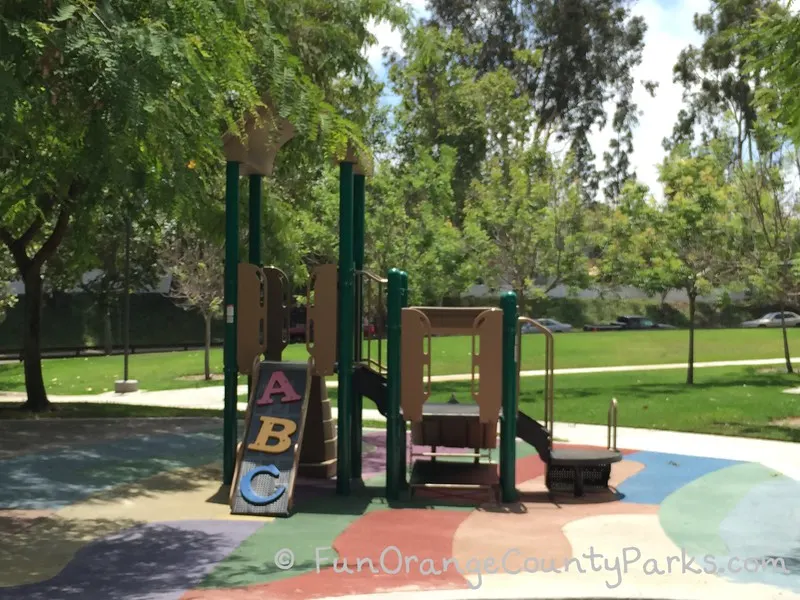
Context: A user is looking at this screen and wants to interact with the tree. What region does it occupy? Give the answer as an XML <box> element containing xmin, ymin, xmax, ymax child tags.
<box><xmin>46</xmin><ymin>197</ymin><xmax>164</xmax><ymax>354</ymax></box>
<box><xmin>738</xmin><ymin>4</ymin><xmax>800</xmax><ymax>146</ymax></box>
<box><xmin>668</xmin><ymin>0</ymin><xmax>787</xmax><ymax>162</ymax></box>
<box><xmin>657</xmin><ymin>139</ymin><xmax>739</xmax><ymax>384</ymax></box>
<box><xmin>0</xmin><ymin>249</ymin><xmax>17</xmax><ymax>325</ymax></box>
<box><xmin>465</xmin><ymin>145</ymin><xmax>589</xmax><ymax>313</ymax></box>
<box><xmin>0</xmin><ymin>0</ymin><xmax>397</xmax><ymax>411</ymax></box>
<box><xmin>386</xmin><ymin>26</ymin><xmax>487</xmax><ymax>225</ymax></box>
<box><xmin>366</xmin><ymin>150</ymin><xmax>479</xmax><ymax>306</ymax></box>
<box><xmin>424</xmin><ymin>0</ymin><xmax>652</xmax><ymax>203</ymax></box>
<box><xmin>161</xmin><ymin>234</ymin><xmax>224</xmax><ymax>381</ymax></box>
<box><xmin>594</xmin><ymin>180</ymin><xmax>676</xmax><ymax>301</ymax></box>
<box><xmin>733</xmin><ymin>127</ymin><xmax>800</xmax><ymax>373</ymax></box>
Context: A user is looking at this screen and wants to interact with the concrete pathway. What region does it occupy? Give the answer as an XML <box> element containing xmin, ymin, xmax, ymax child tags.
<box><xmin>2</xmin><ymin>356</ymin><xmax>793</xmax><ymax>411</ymax></box>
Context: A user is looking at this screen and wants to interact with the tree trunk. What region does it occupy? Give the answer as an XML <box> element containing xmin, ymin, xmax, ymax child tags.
<box><xmin>687</xmin><ymin>292</ymin><xmax>696</xmax><ymax>385</ymax></box>
<box><xmin>204</xmin><ymin>313</ymin><xmax>212</xmax><ymax>380</ymax></box>
<box><xmin>515</xmin><ymin>287</ymin><xmax>525</xmax><ymax>317</ymax></box>
<box><xmin>21</xmin><ymin>268</ymin><xmax>50</xmax><ymax>411</ymax></box>
<box><xmin>779</xmin><ymin>299</ymin><xmax>793</xmax><ymax>374</ymax></box>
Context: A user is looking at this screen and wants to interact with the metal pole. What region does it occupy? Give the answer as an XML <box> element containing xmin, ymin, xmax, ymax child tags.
<box><xmin>123</xmin><ymin>213</ymin><xmax>131</xmax><ymax>381</ymax></box>
<box><xmin>247</xmin><ymin>175</ymin><xmax>262</xmax><ymax>400</ymax></box>
<box><xmin>336</xmin><ymin>162</ymin><xmax>355</xmax><ymax>495</ymax></box>
<box><xmin>500</xmin><ymin>291</ymin><xmax>518</xmax><ymax>503</ymax></box>
<box><xmin>351</xmin><ymin>174</ymin><xmax>366</xmax><ymax>479</ymax></box>
<box><xmin>223</xmin><ymin>161</ymin><xmax>240</xmax><ymax>485</ymax></box>
<box><xmin>398</xmin><ymin>270</ymin><xmax>408</xmax><ymax>487</ymax></box>
<box><xmin>386</xmin><ymin>268</ymin><xmax>402</xmax><ymax>500</ymax></box>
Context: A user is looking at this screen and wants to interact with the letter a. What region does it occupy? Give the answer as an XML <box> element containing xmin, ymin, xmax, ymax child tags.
<box><xmin>256</xmin><ymin>371</ymin><xmax>301</xmax><ymax>405</ymax></box>
<box><xmin>248</xmin><ymin>416</ymin><xmax>297</xmax><ymax>454</ymax></box>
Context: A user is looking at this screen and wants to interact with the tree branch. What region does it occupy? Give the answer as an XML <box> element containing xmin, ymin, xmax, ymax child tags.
<box><xmin>17</xmin><ymin>194</ymin><xmax>59</xmax><ymax>249</ymax></box>
<box><xmin>31</xmin><ymin>208</ymin><xmax>71</xmax><ymax>272</ymax></box>
<box><xmin>0</xmin><ymin>227</ymin><xmax>31</xmax><ymax>272</ymax></box>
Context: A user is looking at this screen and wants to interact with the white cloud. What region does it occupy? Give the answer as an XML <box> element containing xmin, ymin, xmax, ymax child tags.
<box><xmin>589</xmin><ymin>0</ymin><xmax>709</xmax><ymax>201</ymax></box>
<box><xmin>366</xmin><ymin>18</ymin><xmax>404</xmax><ymax>76</ymax></box>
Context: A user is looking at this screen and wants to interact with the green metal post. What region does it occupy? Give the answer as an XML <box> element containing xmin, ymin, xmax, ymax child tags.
<box><xmin>351</xmin><ymin>174</ymin><xmax>366</xmax><ymax>479</ymax></box>
<box><xmin>336</xmin><ymin>162</ymin><xmax>355</xmax><ymax>495</ymax></box>
<box><xmin>398</xmin><ymin>270</ymin><xmax>408</xmax><ymax>487</ymax></box>
<box><xmin>500</xmin><ymin>291</ymin><xmax>518</xmax><ymax>502</ymax></box>
<box><xmin>247</xmin><ymin>175</ymin><xmax>262</xmax><ymax>400</ymax></box>
<box><xmin>223</xmin><ymin>161</ymin><xmax>240</xmax><ymax>485</ymax></box>
<box><xmin>386</xmin><ymin>268</ymin><xmax>403</xmax><ymax>500</ymax></box>
<box><xmin>248</xmin><ymin>175</ymin><xmax>262</xmax><ymax>266</ymax></box>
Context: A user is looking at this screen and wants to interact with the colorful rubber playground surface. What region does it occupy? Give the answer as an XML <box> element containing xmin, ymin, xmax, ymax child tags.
<box><xmin>0</xmin><ymin>417</ymin><xmax>798</xmax><ymax>600</ymax></box>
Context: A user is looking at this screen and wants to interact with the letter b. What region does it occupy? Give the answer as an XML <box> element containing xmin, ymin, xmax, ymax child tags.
<box><xmin>248</xmin><ymin>416</ymin><xmax>297</xmax><ymax>454</ymax></box>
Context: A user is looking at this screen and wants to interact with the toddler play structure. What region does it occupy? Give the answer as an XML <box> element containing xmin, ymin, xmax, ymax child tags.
<box><xmin>219</xmin><ymin>110</ymin><xmax>620</xmax><ymax>516</ymax></box>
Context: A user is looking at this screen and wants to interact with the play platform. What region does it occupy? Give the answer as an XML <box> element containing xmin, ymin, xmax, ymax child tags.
<box><xmin>0</xmin><ymin>417</ymin><xmax>798</xmax><ymax>600</ymax></box>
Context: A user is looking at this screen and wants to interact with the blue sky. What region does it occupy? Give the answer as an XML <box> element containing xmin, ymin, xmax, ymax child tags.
<box><xmin>363</xmin><ymin>0</ymin><xmax>710</xmax><ymax>200</ymax></box>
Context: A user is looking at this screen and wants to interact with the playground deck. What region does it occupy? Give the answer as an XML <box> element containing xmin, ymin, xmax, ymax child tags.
<box><xmin>0</xmin><ymin>418</ymin><xmax>798</xmax><ymax>600</ymax></box>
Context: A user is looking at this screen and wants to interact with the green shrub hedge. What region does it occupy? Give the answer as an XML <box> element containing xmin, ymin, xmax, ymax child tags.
<box><xmin>0</xmin><ymin>292</ymin><xmax>224</xmax><ymax>352</ymax></box>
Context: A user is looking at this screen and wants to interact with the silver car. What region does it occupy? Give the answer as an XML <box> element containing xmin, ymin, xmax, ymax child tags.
<box><xmin>741</xmin><ymin>312</ymin><xmax>800</xmax><ymax>328</ymax></box>
<box><xmin>521</xmin><ymin>318</ymin><xmax>573</xmax><ymax>333</ymax></box>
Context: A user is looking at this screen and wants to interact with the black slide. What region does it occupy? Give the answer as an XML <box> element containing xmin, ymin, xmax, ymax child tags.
<box><xmin>516</xmin><ymin>411</ymin><xmax>552</xmax><ymax>463</ymax></box>
<box><xmin>353</xmin><ymin>363</ymin><xmax>388</xmax><ymax>416</ymax></box>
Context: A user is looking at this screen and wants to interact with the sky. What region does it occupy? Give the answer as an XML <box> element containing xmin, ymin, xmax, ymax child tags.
<box><xmin>364</xmin><ymin>0</ymin><xmax>711</xmax><ymax>201</ymax></box>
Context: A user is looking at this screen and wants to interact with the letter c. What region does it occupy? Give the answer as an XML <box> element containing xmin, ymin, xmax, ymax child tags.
<box><xmin>240</xmin><ymin>464</ymin><xmax>286</xmax><ymax>506</ymax></box>
<box><xmin>502</xmin><ymin>548</ymin><xmax>521</xmax><ymax>574</ymax></box>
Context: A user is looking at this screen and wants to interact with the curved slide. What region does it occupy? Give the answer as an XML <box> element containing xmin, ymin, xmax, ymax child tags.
<box><xmin>352</xmin><ymin>363</ymin><xmax>388</xmax><ymax>416</ymax></box>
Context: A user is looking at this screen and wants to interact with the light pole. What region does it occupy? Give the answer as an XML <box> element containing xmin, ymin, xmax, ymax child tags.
<box><xmin>115</xmin><ymin>208</ymin><xmax>139</xmax><ymax>394</ymax></box>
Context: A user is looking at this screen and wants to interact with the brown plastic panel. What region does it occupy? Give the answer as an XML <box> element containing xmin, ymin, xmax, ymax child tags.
<box><xmin>307</xmin><ymin>264</ymin><xmax>338</xmax><ymax>376</ymax></box>
<box><xmin>410</xmin><ymin>306</ymin><xmax>494</xmax><ymax>336</ymax></box>
<box><xmin>237</xmin><ymin>263</ymin><xmax>266</xmax><ymax>375</ymax></box>
<box><xmin>400</xmin><ymin>308</ymin><xmax>431</xmax><ymax>422</ymax></box>
<box><xmin>410</xmin><ymin>417</ymin><xmax>497</xmax><ymax>449</ymax></box>
<box><xmin>263</xmin><ymin>266</ymin><xmax>290</xmax><ymax>361</ymax></box>
<box><xmin>471</xmin><ymin>309</ymin><xmax>503</xmax><ymax>423</ymax></box>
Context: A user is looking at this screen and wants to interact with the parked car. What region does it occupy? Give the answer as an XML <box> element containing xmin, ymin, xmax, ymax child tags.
<box><xmin>583</xmin><ymin>315</ymin><xmax>676</xmax><ymax>332</ymax></box>
<box><xmin>741</xmin><ymin>312</ymin><xmax>800</xmax><ymax>328</ymax></box>
<box><xmin>521</xmin><ymin>318</ymin><xmax>573</xmax><ymax>333</ymax></box>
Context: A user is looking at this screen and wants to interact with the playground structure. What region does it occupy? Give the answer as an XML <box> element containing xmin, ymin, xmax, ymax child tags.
<box><xmin>389</xmin><ymin>299</ymin><xmax>622</xmax><ymax>502</ymax></box>
<box><xmin>220</xmin><ymin>106</ymin><xmax>621</xmax><ymax>515</ymax></box>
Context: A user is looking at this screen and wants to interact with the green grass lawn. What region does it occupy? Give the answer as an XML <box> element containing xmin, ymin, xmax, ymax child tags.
<box><xmin>2</xmin><ymin>327</ymin><xmax>800</xmax><ymax>395</ymax></box>
<box><xmin>319</xmin><ymin>366</ymin><xmax>800</xmax><ymax>442</ymax></box>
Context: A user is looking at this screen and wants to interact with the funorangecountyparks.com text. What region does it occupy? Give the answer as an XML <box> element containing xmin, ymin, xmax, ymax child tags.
<box><xmin>270</xmin><ymin>545</ymin><xmax>791</xmax><ymax>590</ymax></box>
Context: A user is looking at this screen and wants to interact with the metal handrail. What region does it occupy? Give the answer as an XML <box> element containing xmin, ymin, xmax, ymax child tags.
<box><xmin>357</xmin><ymin>270</ymin><xmax>389</xmax><ymax>374</ymax></box>
<box><xmin>357</xmin><ymin>270</ymin><xmax>388</xmax><ymax>285</ymax></box>
<box><xmin>470</xmin><ymin>308</ymin><xmax>502</xmax><ymax>402</ymax></box>
<box><xmin>277</xmin><ymin>268</ymin><xmax>291</xmax><ymax>346</ymax></box>
<box><xmin>607</xmin><ymin>397</ymin><xmax>618</xmax><ymax>451</ymax></box>
<box><xmin>517</xmin><ymin>317</ymin><xmax>555</xmax><ymax>438</ymax></box>
<box><xmin>305</xmin><ymin>270</ymin><xmax>316</xmax><ymax>357</ymax></box>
